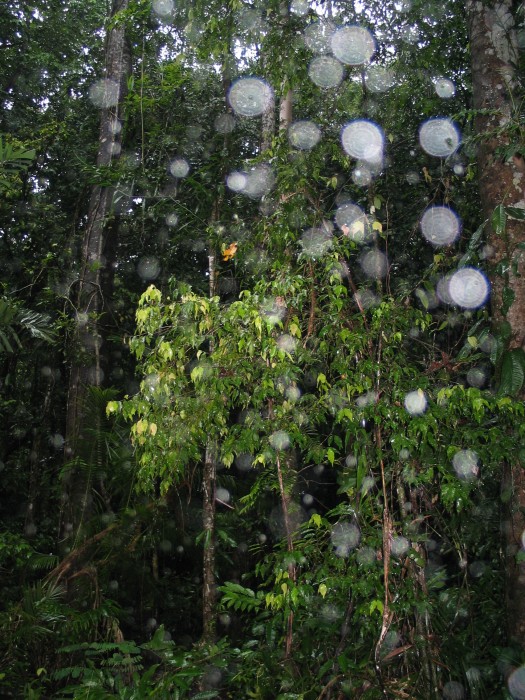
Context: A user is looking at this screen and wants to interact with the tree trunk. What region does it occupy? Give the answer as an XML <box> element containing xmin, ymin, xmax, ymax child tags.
<box><xmin>466</xmin><ymin>0</ymin><xmax>525</xmax><ymax>647</ymax></box>
<box><xmin>63</xmin><ymin>0</ymin><xmax>131</xmax><ymax>532</ymax></box>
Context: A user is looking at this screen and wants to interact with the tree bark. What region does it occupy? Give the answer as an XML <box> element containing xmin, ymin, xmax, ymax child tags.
<box><xmin>64</xmin><ymin>0</ymin><xmax>131</xmax><ymax>531</ymax></box>
<box><xmin>466</xmin><ymin>0</ymin><xmax>525</xmax><ymax>647</ymax></box>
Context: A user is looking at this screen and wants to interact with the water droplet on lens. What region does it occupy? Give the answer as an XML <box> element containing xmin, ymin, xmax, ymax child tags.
<box><xmin>420</xmin><ymin>206</ymin><xmax>461</xmax><ymax>246</ymax></box>
<box><xmin>452</xmin><ymin>449</ymin><xmax>479</xmax><ymax>480</ymax></box>
<box><xmin>137</xmin><ymin>256</ymin><xmax>161</xmax><ymax>280</ymax></box>
<box><xmin>269</xmin><ymin>430</ymin><xmax>291</xmax><ymax>451</ymax></box>
<box><xmin>169</xmin><ymin>158</ymin><xmax>189</xmax><ymax>178</ymax></box>
<box><xmin>448</xmin><ymin>268</ymin><xmax>489</xmax><ymax>309</ymax></box>
<box><xmin>331</xmin><ymin>522</ymin><xmax>361</xmax><ymax>556</ymax></box>
<box><xmin>89</xmin><ymin>79</ymin><xmax>120</xmax><ymax>108</ymax></box>
<box><xmin>300</xmin><ymin>225</ymin><xmax>333</xmax><ymax>257</ymax></box>
<box><xmin>291</xmin><ymin>0</ymin><xmax>310</xmax><ymax>15</ymax></box>
<box><xmin>466</xmin><ymin>367</ymin><xmax>486</xmax><ymax>388</ymax></box>
<box><xmin>404</xmin><ymin>389</ymin><xmax>427</xmax><ymax>415</ymax></box>
<box><xmin>443</xmin><ymin>680</ymin><xmax>465</xmax><ymax>700</ymax></box>
<box><xmin>216</xmin><ymin>487</ymin><xmax>231</xmax><ymax>504</ymax></box>
<box><xmin>331</xmin><ymin>26</ymin><xmax>376</xmax><ymax>65</ymax></box>
<box><xmin>434</xmin><ymin>77</ymin><xmax>456</xmax><ymax>98</ymax></box>
<box><xmin>288</xmin><ymin>120</ymin><xmax>321</xmax><ymax>150</ymax></box>
<box><xmin>360</xmin><ymin>249</ymin><xmax>388</xmax><ymax>278</ymax></box>
<box><xmin>308</xmin><ymin>55</ymin><xmax>344</xmax><ymax>88</ymax></box>
<box><xmin>366</xmin><ymin>65</ymin><xmax>395</xmax><ymax>92</ymax></box>
<box><xmin>391</xmin><ymin>536</ymin><xmax>410</xmax><ymax>557</ymax></box>
<box><xmin>226</xmin><ymin>171</ymin><xmax>247</xmax><ymax>192</ymax></box>
<box><xmin>228</xmin><ymin>77</ymin><xmax>274</xmax><ymax>117</ymax></box>
<box><xmin>341</xmin><ymin>120</ymin><xmax>384</xmax><ymax>161</ymax></box>
<box><xmin>152</xmin><ymin>0</ymin><xmax>173</xmax><ymax>17</ymax></box>
<box><xmin>214</xmin><ymin>113</ymin><xmax>235</xmax><ymax>133</ymax></box>
<box><xmin>304</xmin><ymin>20</ymin><xmax>336</xmax><ymax>54</ymax></box>
<box><xmin>419</xmin><ymin>118</ymin><xmax>460</xmax><ymax>157</ymax></box>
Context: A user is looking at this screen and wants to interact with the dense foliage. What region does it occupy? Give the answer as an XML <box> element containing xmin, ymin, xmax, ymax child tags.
<box><xmin>1</xmin><ymin>0</ymin><xmax>525</xmax><ymax>698</ymax></box>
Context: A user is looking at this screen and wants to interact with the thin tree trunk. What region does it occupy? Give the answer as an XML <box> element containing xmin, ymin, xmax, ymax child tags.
<box><xmin>64</xmin><ymin>0</ymin><xmax>131</xmax><ymax>532</ymax></box>
<box><xmin>466</xmin><ymin>0</ymin><xmax>525</xmax><ymax>647</ymax></box>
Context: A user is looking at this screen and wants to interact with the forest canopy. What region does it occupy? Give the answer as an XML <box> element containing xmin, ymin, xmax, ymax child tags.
<box><xmin>1</xmin><ymin>0</ymin><xmax>525</xmax><ymax>698</ymax></box>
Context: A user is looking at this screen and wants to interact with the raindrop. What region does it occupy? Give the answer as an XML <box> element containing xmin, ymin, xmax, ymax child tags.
<box><xmin>152</xmin><ymin>0</ymin><xmax>173</xmax><ymax>17</ymax></box>
<box><xmin>406</xmin><ymin>170</ymin><xmax>420</xmax><ymax>185</ymax></box>
<box><xmin>176</xmin><ymin>545</ymin><xmax>184</xmax><ymax>554</ymax></box>
<box><xmin>345</xmin><ymin>455</ymin><xmax>357</xmax><ymax>468</ymax></box>
<box><xmin>159</xmin><ymin>539</ymin><xmax>172</xmax><ymax>552</ymax></box>
<box><xmin>216</xmin><ymin>487</ymin><xmax>231</xmax><ymax>504</ymax></box>
<box><xmin>137</xmin><ymin>256</ymin><xmax>161</xmax><ymax>280</ymax></box>
<box><xmin>304</xmin><ymin>20</ymin><xmax>336</xmax><ymax>54</ymax></box>
<box><xmin>404</xmin><ymin>389</ymin><xmax>427</xmax><ymax>415</ymax></box>
<box><xmin>288</xmin><ymin>120</ymin><xmax>321</xmax><ymax>150</ymax></box>
<box><xmin>434</xmin><ymin>77</ymin><xmax>456</xmax><ymax>98</ymax></box>
<box><xmin>420</xmin><ymin>206</ymin><xmax>461</xmax><ymax>246</ymax></box>
<box><xmin>286</xmin><ymin>384</ymin><xmax>301</xmax><ymax>402</ymax></box>
<box><xmin>399</xmin><ymin>448</ymin><xmax>410</xmax><ymax>461</ymax></box>
<box><xmin>443</xmin><ymin>680</ymin><xmax>465</xmax><ymax>700</ymax></box>
<box><xmin>331</xmin><ymin>26</ymin><xmax>376</xmax><ymax>65</ymax></box>
<box><xmin>277</xmin><ymin>334</ymin><xmax>297</xmax><ymax>353</ymax></box>
<box><xmin>214</xmin><ymin>113</ymin><xmax>235</xmax><ymax>134</ymax></box>
<box><xmin>258</xmin><ymin>533</ymin><xmax>267</xmax><ymax>543</ymax></box>
<box><xmin>362</xmin><ymin>476</ymin><xmax>375</xmax><ymax>493</ymax></box>
<box><xmin>366</xmin><ymin>65</ymin><xmax>395</xmax><ymax>92</ymax></box>
<box><xmin>419</xmin><ymin>118</ymin><xmax>460</xmax><ymax>157</ymax></box>
<box><xmin>331</xmin><ymin>521</ymin><xmax>361</xmax><ymax>556</ymax></box>
<box><xmin>452</xmin><ymin>449</ymin><xmax>479</xmax><ymax>480</ymax></box>
<box><xmin>469</xmin><ymin>560</ymin><xmax>486</xmax><ymax>578</ymax></box>
<box><xmin>228</xmin><ymin>77</ymin><xmax>274</xmax><ymax>117</ymax></box>
<box><xmin>335</xmin><ymin>202</ymin><xmax>371</xmax><ymax>243</ymax></box>
<box><xmin>308</xmin><ymin>55</ymin><xmax>344</xmax><ymax>88</ymax></box>
<box><xmin>169</xmin><ymin>158</ymin><xmax>190</xmax><ymax>178</ymax></box>
<box><xmin>89</xmin><ymin>79</ymin><xmax>120</xmax><ymax>108</ymax></box>
<box><xmin>25</xmin><ymin>523</ymin><xmax>37</xmax><ymax>537</ymax></box>
<box><xmin>357</xmin><ymin>546</ymin><xmax>376</xmax><ymax>566</ymax></box>
<box><xmin>341</xmin><ymin>120</ymin><xmax>384</xmax><ymax>161</ymax></box>
<box><xmin>50</xmin><ymin>433</ymin><xmax>65</xmax><ymax>449</ymax></box>
<box><xmin>145</xmin><ymin>618</ymin><xmax>157</xmax><ymax>631</ymax></box>
<box><xmin>448</xmin><ymin>268</ymin><xmax>490</xmax><ymax>309</ymax></box>
<box><xmin>236</xmin><ymin>8</ymin><xmax>266</xmax><ymax>36</ymax></box>
<box><xmin>356</xmin><ymin>391</ymin><xmax>378</xmax><ymax>407</ymax></box>
<box><xmin>260</xmin><ymin>297</ymin><xmax>287</xmax><ymax>325</ymax></box>
<box><xmin>291</xmin><ymin>0</ymin><xmax>310</xmax><ymax>15</ymax></box>
<box><xmin>303</xmin><ymin>493</ymin><xmax>314</xmax><ymax>506</ymax></box>
<box><xmin>41</xmin><ymin>366</ymin><xmax>53</xmax><ymax>378</ymax></box>
<box><xmin>466</xmin><ymin>367</ymin><xmax>486</xmax><ymax>388</ymax></box>
<box><xmin>226</xmin><ymin>171</ymin><xmax>247</xmax><ymax>192</ymax></box>
<box><xmin>360</xmin><ymin>249</ymin><xmax>388</xmax><ymax>279</ymax></box>
<box><xmin>354</xmin><ymin>289</ymin><xmax>379</xmax><ymax>309</ymax></box>
<box><xmin>108</xmin><ymin>580</ymin><xmax>119</xmax><ymax>591</ymax></box>
<box><xmin>391</xmin><ymin>536</ymin><xmax>410</xmax><ymax>557</ymax></box>
<box><xmin>109</xmin><ymin>119</ymin><xmax>122</xmax><ymax>135</ymax></box>
<box><xmin>352</xmin><ymin>163</ymin><xmax>373</xmax><ymax>186</ymax></box>
<box><xmin>301</xmin><ymin>225</ymin><xmax>333</xmax><ymax>257</ymax></box>
<box><xmin>166</xmin><ymin>213</ymin><xmax>178</xmax><ymax>227</ymax></box>
<box><xmin>436</xmin><ymin>273</ymin><xmax>454</xmax><ymax>305</ymax></box>
<box><xmin>243</xmin><ymin>164</ymin><xmax>276</xmax><ymax>199</ymax></box>
<box><xmin>269</xmin><ymin>430</ymin><xmax>291</xmax><ymax>451</ymax></box>
<box><xmin>235</xmin><ymin>453</ymin><xmax>253</xmax><ymax>471</ymax></box>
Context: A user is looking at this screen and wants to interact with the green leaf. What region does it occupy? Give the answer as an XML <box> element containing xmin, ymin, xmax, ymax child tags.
<box><xmin>502</xmin><ymin>286</ymin><xmax>515</xmax><ymax>316</ymax></box>
<box><xmin>498</xmin><ymin>349</ymin><xmax>525</xmax><ymax>396</ymax></box>
<box><xmin>492</xmin><ymin>204</ymin><xmax>507</xmax><ymax>235</ymax></box>
<box><xmin>505</xmin><ymin>206</ymin><xmax>525</xmax><ymax>220</ymax></box>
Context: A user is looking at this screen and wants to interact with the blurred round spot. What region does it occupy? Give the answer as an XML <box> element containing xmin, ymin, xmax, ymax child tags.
<box><xmin>352</xmin><ymin>163</ymin><xmax>373</xmax><ymax>186</ymax></box>
<box><xmin>399</xmin><ymin>448</ymin><xmax>410</xmax><ymax>461</ymax></box>
<box><xmin>436</xmin><ymin>273</ymin><xmax>454</xmax><ymax>305</ymax></box>
<box><xmin>159</xmin><ymin>539</ymin><xmax>172</xmax><ymax>552</ymax></box>
<box><xmin>331</xmin><ymin>26</ymin><xmax>376</xmax><ymax>65</ymax></box>
<box><xmin>357</xmin><ymin>546</ymin><xmax>376</xmax><ymax>566</ymax></box>
<box><xmin>341</xmin><ymin>120</ymin><xmax>384</xmax><ymax>161</ymax></box>
<box><xmin>41</xmin><ymin>366</ymin><xmax>53</xmax><ymax>378</ymax></box>
<box><xmin>137</xmin><ymin>256</ymin><xmax>161</xmax><ymax>280</ymax></box>
<box><xmin>345</xmin><ymin>454</ymin><xmax>357</xmax><ymax>468</ymax></box>
<box><xmin>336</xmin><ymin>202</ymin><xmax>371</xmax><ymax>243</ymax></box>
<box><xmin>308</xmin><ymin>55</ymin><xmax>344</xmax><ymax>88</ymax></box>
<box><xmin>216</xmin><ymin>487</ymin><xmax>231</xmax><ymax>504</ymax></box>
<box><xmin>260</xmin><ymin>297</ymin><xmax>287</xmax><ymax>325</ymax></box>
<box><xmin>226</xmin><ymin>171</ymin><xmax>247</xmax><ymax>192</ymax></box>
<box><xmin>434</xmin><ymin>77</ymin><xmax>456</xmax><ymax>98</ymax></box>
<box><xmin>286</xmin><ymin>384</ymin><xmax>301</xmax><ymax>402</ymax></box>
<box><xmin>25</xmin><ymin>523</ymin><xmax>37</xmax><ymax>537</ymax></box>
<box><xmin>354</xmin><ymin>289</ymin><xmax>379</xmax><ymax>309</ymax></box>
<box><xmin>360</xmin><ymin>249</ymin><xmax>388</xmax><ymax>278</ymax></box>
<box><xmin>108</xmin><ymin>579</ymin><xmax>119</xmax><ymax>591</ymax></box>
<box><xmin>169</xmin><ymin>158</ymin><xmax>190</xmax><ymax>178</ymax></box>
<box><xmin>419</xmin><ymin>118</ymin><xmax>460</xmax><ymax>157</ymax></box>
<box><xmin>399</xmin><ymin>24</ymin><xmax>420</xmax><ymax>43</ymax></box>
<box><xmin>466</xmin><ymin>367</ymin><xmax>486</xmax><ymax>388</ymax></box>
<box><xmin>406</xmin><ymin>170</ymin><xmax>420</xmax><ymax>185</ymax></box>
<box><xmin>391</xmin><ymin>536</ymin><xmax>410</xmax><ymax>557</ymax></box>
<box><xmin>331</xmin><ymin>521</ymin><xmax>361</xmax><ymax>556</ymax></box>
<box><xmin>50</xmin><ymin>433</ymin><xmax>65</xmax><ymax>449</ymax></box>
<box><xmin>146</xmin><ymin>618</ymin><xmax>157</xmax><ymax>631</ymax></box>
<box><xmin>258</xmin><ymin>533</ymin><xmax>267</xmax><ymax>543</ymax></box>
<box><xmin>304</xmin><ymin>20</ymin><xmax>336</xmax><ymax>54</ymax></box>
<box><xmin>219</xmin><ymin>612</ymin><xmax>231</xmax><ymax>626</ymax></box>
<box><xmin>448</xmin><ymin>268</ymin><xmax>489</xmax><ymax>309</ymax></box>
<box><xmin>228</xmin><ymin>77</ymin><xmax>273</xmax><ymax>117</ymax></box>
<box><xmin>277</xmin><ymin>334</ymin><xmax>297</xmax><ymax>353</ymax></box>
<box><xmin>288</xmin><ymin>120</ymin><xmax>321</xmax><ymax>150</ymax></box>
<box><xmin>366</xmin><ymin>65</ymin><xmax>395</xmax><ymax>92</ymax></box>
<box><xmin>301</xmin><ymin>225</ymin><xmax>333</xmax><ymax>258</ymax></box>
<box><xmin>176</xmin><ymin>545</ymin><xmax>184</xmax><ymax>554</ymax></box>
<box><xmin>469</xmin><ymin>560</ymin><xmax>486</xmax><ymax>578</ymax></box>
<box><xmin>269</xmin><ymin>430</ymin><xmax>291</xmax><ymax>451</ymax></box>
<box><xmin>404</xmin><ymin>389</ymin><xmax>427</xmax><ymax>415</ymax></box>
<box><xmin>214</xmin><ymin>113</ymin><xmax>235</xmax><ymax>134</ymax></box>
<box><xmin>235</xmin><ymin>453</ymin><xmax>253</xmax><ymax>471</ymax></box>
<box><xmin>452</xmin><ymin>449</ymin><xmax>479</xmax><ymax>480</ymax></box>
<box><xmin>243</xmin><ymin>165</ymin><xmax>276</xmax><ymax>199</ymax></box>
<box><xmin>443</xmin><ymin>680</ymin><xmax>465</xmax><ymax>699</ymax></box>
<box><xmin>152</xmin><ymin>0</ymin><xmax>173</xmax><ymax>17</ymax></box>
<box><xmin>361</xmin><ymin>476</ymin><xmax>375</xmax><ymax>493</ymax></box>
<box><xmin>302</xmin><ymin>493</ymin><xmax>314</xmax><ymax>506</ymax></box>
<box><xmin>89</xmin><ymin>79</ymin><xmax>120</xmax><ymax>108</ymax></box>
<box><xmin>420</xmin><ymin>206</ymin><xmax>461</xmax><ymax>246</ymax></box>
<box><xmin>236</xmin><ymin>8</ymin><xmax>266</xmax><ymax>36</ymax></box>
<box><xmin>166</xmin><ymin>213</ymin><xmax>178</xmax><ymax>227</ymax></box>
<box><xmin>291</xmin><ymin>0</ymin><xmax>310</xmax><ymax>15</ymax></box>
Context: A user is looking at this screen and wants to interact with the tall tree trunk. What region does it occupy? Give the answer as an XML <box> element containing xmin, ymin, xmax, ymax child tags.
<box><xmin>63</xmin><ymin>0</ymin><xmax>131</xmax><ymax>533</ymax></box>
<box><xmin>466</xmin><ymin>0</ymin><xmax>525</xmax><ymax>647</ymax></box>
